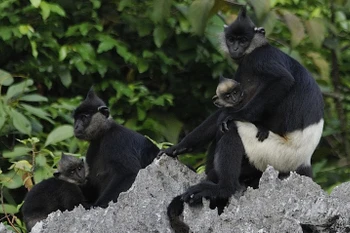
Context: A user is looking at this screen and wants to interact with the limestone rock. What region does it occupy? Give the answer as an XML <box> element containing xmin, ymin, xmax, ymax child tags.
<box><xmin>30</xmin><ymin>156</ymin><xmax>350</xmax><ymax>233</ymax></box>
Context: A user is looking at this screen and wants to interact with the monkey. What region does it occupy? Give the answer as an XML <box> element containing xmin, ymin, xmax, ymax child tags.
<box><xmin>73</xmin><ymin>88</ymin><xmax>159</xmax><ymax>208</ymax></box>
<box><xmin>213</xmin><ymin>75</ymin><xmax>269</xmax><ymax>142</ymax></box>
<box><xmin>21</xmin><ymin>153</ymin><xmax>88</xmax><ymax>231</ymax></box>
<box><xmin>164</xmin><ymin>6</ymin><xmax>324</xmax><ymax>218</ymax></box>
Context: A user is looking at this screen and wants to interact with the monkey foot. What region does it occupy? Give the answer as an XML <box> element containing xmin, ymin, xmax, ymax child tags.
<box><xmin>182</xmin><ymin>181</ymin><xmax>234</xmax><ymax>207</ymax></box>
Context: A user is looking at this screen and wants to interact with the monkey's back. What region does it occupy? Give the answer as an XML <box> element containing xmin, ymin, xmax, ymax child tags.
<box><xmin>238</xmin><ymin>44</ymin><xmax>324</xmax><ymax>133</ymax></box>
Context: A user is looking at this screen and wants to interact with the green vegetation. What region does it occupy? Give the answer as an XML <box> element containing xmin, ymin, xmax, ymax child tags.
<box><xmin>0</xmin><ymin>0</ymin><xmax>349</xmax><ymax>231</ymax></box>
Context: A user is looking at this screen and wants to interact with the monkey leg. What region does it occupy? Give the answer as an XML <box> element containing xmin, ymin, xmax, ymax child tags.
<box><xmin>182</xmin><ymin>123</ymin><xmax>245</xmax><ymax>211</ymax></box>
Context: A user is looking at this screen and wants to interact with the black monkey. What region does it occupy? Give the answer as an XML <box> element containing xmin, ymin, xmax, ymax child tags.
<box><xmin>213</xmin><ymin>75</ymin><xmax>269</xmax><ymax>141</ymax></box>
<box><xmin>21</xmin><ymin>154</ymin><xmax>87</xmax><ymax>231</ymax></box>
<box><xmin>73</xmin><ymin>88</ymin><xmax>159</xmax><ymax>208</ymax></box>
<box><xmin>165</xmin><ymin>7</ymin><xmax>324</xmax><ymax>212</ymax></box>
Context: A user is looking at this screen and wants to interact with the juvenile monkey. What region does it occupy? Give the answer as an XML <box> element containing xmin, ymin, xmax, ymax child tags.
<box><xmin>21</xmin><ymin>154</ymin><xmax>88</xmax><ymax>231</ymax></box>
<box><xmin>213</xmin><ymin>76</ymin><xmax>269</xmax><ymax>141</ymax></box>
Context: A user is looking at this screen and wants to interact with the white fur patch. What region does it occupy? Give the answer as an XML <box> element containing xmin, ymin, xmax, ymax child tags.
<box><xmin>236</xmin><ymin>120</ymin><xmax>324</xmax><ymax>172</ymax></box>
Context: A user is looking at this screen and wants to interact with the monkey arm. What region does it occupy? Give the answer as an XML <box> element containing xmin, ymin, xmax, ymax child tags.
<box><xmin>223</xmin><ymin>63</ymin><xmax>295</xmax><ymax>123</ymax></box>
<box><xmin>164</xmin><ymin>109</ymin><xmax>222</xmax><ymax>157</ymax></box>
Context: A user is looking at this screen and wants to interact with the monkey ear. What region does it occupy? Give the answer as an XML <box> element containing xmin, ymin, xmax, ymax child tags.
<box><xmin>98</xmin><ymin>106</ymin><xmax>110</xmax><ymax>118</ymax></box>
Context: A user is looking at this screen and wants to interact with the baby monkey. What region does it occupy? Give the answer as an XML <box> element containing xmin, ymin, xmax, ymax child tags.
<box><xmin>213</xmin><ymin>76</ymin><xmax>269</xmax><ymax>142</ymax></box>
<box><xmin>22</xmin><ymin>153</ymin><xmax>88</xmax><ymax>231</ymax></box>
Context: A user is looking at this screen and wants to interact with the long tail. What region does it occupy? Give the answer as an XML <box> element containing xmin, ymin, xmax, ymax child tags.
<box><xmin>167</xmin><ymin>195</ymin><xmax>190</xmax><ymax>233</ymax></box>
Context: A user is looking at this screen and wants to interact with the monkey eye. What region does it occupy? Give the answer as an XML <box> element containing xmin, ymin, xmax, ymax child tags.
<box><xmin>233</xmin><ymin>91</ymin><xmax>237</xmax><ymax>95</ymax></box>
<box><xmin>227</xmin><ymin>37</ymin><xmax>235</xmax><ymax>44</ymax></box>
<box><xmin>80</xmin><ymin>114</ymin><xmax>89</xmax><ymax>121</ymax></box>
<box><xmin>225</xmin><ymin>94</ymin><xmax>231</xmax><ymax>99</ymax></box>
<box><xmin>70</xmin><ymin>170</ymin><xmax>75</xmax><ymax>174</ymax></box>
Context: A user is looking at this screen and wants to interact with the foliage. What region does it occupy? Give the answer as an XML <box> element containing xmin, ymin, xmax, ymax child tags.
<box><xmin>0</xmin><ymin>0</ymin><xmax>350</xmax><ymax>231</ymax></box>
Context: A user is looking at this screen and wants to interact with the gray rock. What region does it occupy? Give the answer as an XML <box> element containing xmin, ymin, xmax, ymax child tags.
<box><xmin>0</xmin><ymin>223</ymin><xmax>14</xmax><ymax>233</ymax></box>
<box><xmin>30</xmin><ymin>156</ymin><xmax>350</xmax><ymax>233</ymax></box>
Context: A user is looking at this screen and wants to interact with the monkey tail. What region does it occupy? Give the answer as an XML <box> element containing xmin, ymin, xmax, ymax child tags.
<box><xmin>167</xmin><ymin>195</ymin><xmax>190</xmax><ymax>233</ymax></box>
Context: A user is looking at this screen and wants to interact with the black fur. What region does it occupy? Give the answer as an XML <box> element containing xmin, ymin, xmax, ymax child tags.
<box><xmin>165</xmin><ymin>6</ymin><xmax>324</xmax><ymax>221</ymax></box>
<box><xmin>21</xmin><ymin>154</ymin><xmax>87</xmax><ymax>231</ymax></box>
<box><xmin>73</xmin><ymin>88</ymin><xmax>159</xmax><ymax>207</ymax></box>
<box><xmin>167</xmin><ymin>195</ymin><xmax>190</xmax><ymax>233</ymax></box>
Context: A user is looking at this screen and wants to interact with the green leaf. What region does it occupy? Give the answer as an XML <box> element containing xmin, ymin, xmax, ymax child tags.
<box><xmin>261</xmin><ymin>11</ymin><xmax>277</xmax><ymax>36</ymax></box>
<box><xmin>19</xmin><ymin>94</ymin><xmax>48</xmax><ymax>102</ymax></box>
<box><xmin>18</xmin><ymin>25</ymin><xmax>34</xmax><ymax>35</ymax></box>
<box><xmin>205</xmin><ymin>15</ymin><xmax>225</xmax><ymax>50</ymax></box>
<box><xmin>3</xmin><ymin>146</ymin><xmax>32</xmax><ymax>159</ymax></box>
<box><xmin>6</xmin><ymin>79</ymin><xmax>33</xmax><ymax>101</ymax></box>
<box><xmin>90</xmin><ymin>0</ymin><xmax>101</xmax><ymax>9</ymax></box>
<box><xmin>305</xmin><ymin>18</ymin><xmax>326</xmax><ymax>48</ymax></box>
<box><xmin>75</xmin><ymin>43</ymin><xmax>96</xmax><ymax>61</ymax></box>
<box><xmin>11</xmin><ymin>160</ymin><xmax>32</xmax><ymax>172</ymax></box>
<box><xmin>44</xmin><ymin>125</ymin><xmax>74</xmax><ymax>147</ymax></box>
<box><xmin>137</xmin><ymin>107</ymin><xmax>146</xmax><ymax>121</ymax></box>
<box><xmin>151</xmin><ymin>0</ymin><xmax>172</xmax><ymax>23</ymax></box>
<box><xmin>21</xmin><ymin>103</ymin><xmax>54</xmax><ymax>123</ymax></box>
<box><xmin>0</xmin><ymin>204</ymin><xmax>18</xmax><ymax>214</ymax></box>
<box><xmin>307</xmin><ymin>52</ymin><xmax>330</xmax><ymax>80</ymax></box>
<box><xmin>0</xmin><ymin>170</ymin><xmax>23</xmax><ymax>189</ymax></box>
<box><xmin>40</xmin><ymin>1</ymin><xmax>51</xmax><ymax>20</ymax></box>
<box><xmin>137</xmin><ymin>58</ymin><xmax>149</xmax><ymax>73</ymax></box>
<box><xmin>49</xmin><ymin>3</ymin><xmax>66</xmax><ymax>17</ymax></box>
<box><xmin>73</xmin><ymin>58</ymin><xmax>87</xmax><ymax>74</ymax></box>
<box><xmin>30</xmin><ymin>40</ymin><xmax>38</xmax><ymax>58</ymax></box>
<box><xmin>188</xmin><ymin>0</ymin><xmax>215</xmax><ymax>35</ymax></box>
<box><xmin>58</xmin><ymin>68</ymin><xmax>72</xmax><ymax>87</ymax></box>
<box><xmin>97</xmin><ymin>40</ymin><xmax>116</xmax><ymax>53</ymax></box>
<box><xmin>153</xmin><ymin>26</ymin><xmax>168</xmax><ymax>48</ymax></box>
<box><xmin>33</xmin><ymin>166</ymin><xmax>53</xmax><ymax>184</ymax></box>
<box><xmin>0</xmin><ymin>27</ymin><xmax>13</xmax><ymax>40</ymax></box>
<box><xmin>30</xmin><ymin>0</ymin><xmax>41</xmax><ymax>8</ymax></box>
<box><xmin>79</xmin><ymin>23</ymin><xmax>91</xmax><ymax>36</ymax></box>
<box><xmin>0</xmin><ymin>69</ymin><xmax>14</xmax><ymax>86</ymax></box>
<box><xmin>11</xmin><ymin>109</ymin><xmax>32</xmax><ymax>135</ymax></box>
<box><xmin>0</xmin><ymin>103</ymin><xmax>6</xmax><ymax>131</ymax></box>
<box><xmin>283</xmin><ymin>11</ymin><xmax>305</xmax><ymax>47</ymax></box>
<box><xmin>250</xmin><ymin>0</ymin><xmax>271</xmax><ymax>20</ymax></box>
<box><xmin>59</xmin><ymin>45</ymin><xmax>68</xmax><ymax>61</ymax></box>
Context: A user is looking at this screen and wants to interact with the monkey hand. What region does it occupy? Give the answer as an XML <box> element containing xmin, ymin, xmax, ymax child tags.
<box><xmin>163</xmin><ymin>146</ymin><xmax>190</xmax><ymax>158</ymax></box>
<box><xmin>256</xmin><ymin>129</ymin><xmax>269</xmax><ymax>142</ymax></box>
<box><xmin>182</xmin><ymin>181</ymin><xmax>234</xmax><ymax>206</ymax></box>
<box><xmin>221</xmin><ymin>116</ymin><xmax>234</xmax><ymax>132</ymax></box>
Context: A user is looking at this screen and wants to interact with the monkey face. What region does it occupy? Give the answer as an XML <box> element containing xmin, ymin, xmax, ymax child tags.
<box><xmin>224</xmin><ymin>8</ymin><xmax>255</xmax><ymax>60</ymax></box>
<box><xmin>213</xmin><ymin>86</ymin><xmax>243</xmax><ymax>108</ymax></box>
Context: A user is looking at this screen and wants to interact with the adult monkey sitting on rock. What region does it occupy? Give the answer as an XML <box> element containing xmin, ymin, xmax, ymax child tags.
<box><xmin>73</xmin><ymin>88</ymin><xmax>159</xmax><ymax>207</ymax></box>
<box><xmin>164</xmin><ymin>6</ymin><xmax>324</xmax><ymax>222</ymax></box>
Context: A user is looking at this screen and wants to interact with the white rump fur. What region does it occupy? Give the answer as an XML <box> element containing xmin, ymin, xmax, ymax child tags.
<box><xmin>236</xmin><ymin>120</ymin><xmax>324</xmax><ymax>172</ymax></box>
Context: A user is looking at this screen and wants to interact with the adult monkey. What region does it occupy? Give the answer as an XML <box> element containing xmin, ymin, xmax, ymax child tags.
<box><xmin>74</xmin><ymin>88</ymin><xmax>159</xmax><ymax>207</ymax></box>
<box><xmin>164</xmin><ymin>7</ymin><xmax>324</xmax><ymax>209</ymax></box>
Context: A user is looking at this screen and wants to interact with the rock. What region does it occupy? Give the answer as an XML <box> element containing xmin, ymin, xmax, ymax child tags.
<box><xmin>0</xmin><ymin>223</ymin><xmax>14</xmax><ymax>233</ymax></box>
<box><xmin>31</xmin><ymin>156</ymin><xmax>350</xmax><ymax>233</ymax></box>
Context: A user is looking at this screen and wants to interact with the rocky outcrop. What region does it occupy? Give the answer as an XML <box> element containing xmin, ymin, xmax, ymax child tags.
<box><xmin>25</xmin><ymin>156</ymin><xmax>350</xmax><ymax>233</ymax></box>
